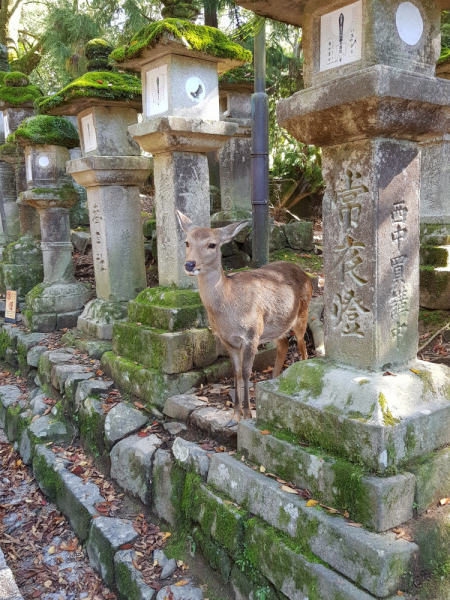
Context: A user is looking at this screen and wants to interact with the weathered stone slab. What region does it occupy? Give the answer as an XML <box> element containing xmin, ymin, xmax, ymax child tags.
<box><xmin>28</xmin><ymin>394</ymin><xmax>47</xmax><ymax>415</ymax></box>
<box><xmin>156</xmin><ymin>585</ymin><xmax>203</xmax><ymax>600</ymax></box>
<box><xmin>409</xmin><ymin>504</ymin><xmax>450</xmax><ymax>573</ymax></box>
<box><xmin>26</xmin><ymin>344</ymin><xmax>47</xmax><ymax>367</ymax></box>
<box><xmin>38</xmin><ymin>348</ymin><xmax>75</xmax><ymax>387</ymax></box>
<box><xmin>208</xmin><ymin>454</ymin><xmax>417</xmax><ymax>597</ymax></box>
<box><xmin>0</xmin><ymin>562</ymin><xmax>23</xmax><ymax>600</ymax></box>
<box><xmin>282</xmin><ymin>221</ymin><xmax>314</xmax><ymax>251</ymax></box>
<box><xmin>163</xmin><ymin>394</ymin><xmax>205</xmax><ymax>422</ymax></box>
<box><xmin>256</xmin><ymin>358</ymin><xmax>450</xmax><ymax>471</ymax></box>
<box><xmin>409</xmin><ymin>446</ymin><xmax>450</xmax><ymax>513</ymax></box>
<box><xmin>420</xmin><ymin>266</ymin><xmax>450</xmax><ymax>310</ymax></box>
<box><xmin>104</xmin><ymin>402</ymin><xmax>148</xmax><ymax>448</ymax></box>
<box><xmin>0</xmin><ymin>386</ymin><xmax>21</xmax><ymax>428</ymax></box>
<box><xmin>86</xmin><ymin>517</ymin><xmax>138</xmax><ymax>589</ymax></box>
<box><xmin>110</xmin><ymin>434</ymin><xmax>160</xmax><ymax>504</ymax></box>
<box><xmin>152</xmin><ymin>449</ymin><xmax>181</xmax><ymax>528</ymax></box>
<box><xmin>51</xmin><ymin>363</ymin><xmax>91</xmax><ymax>393</ymax></box>
<box><xmin>238</xmin><ymin>420</ymin><xmax>415</xmax><ymax>532</ymax></box>
<box><xmin>79</xmin><ymin>398</ymin><xmax>108</xmax><ymax>467</ymax></box>
<box><xmin>63</xmin><ymin>371</ymin><xmax>94</xmax><ymax>415</ymax></box>
<box><xmin>172</xmin><ymin>437</ymin><xmax>210</xmax><ymax>479</ymax></box>
<box><xmin>75</xmin><ymin>378</ymin><xmax>114</xmax><ymax>413</ymax></box>
<box><xmin>114</xmin><ymin>549</ymin><xmax>155</xmax><ymax>600</ymax></box>
<box><xmin>189</xmin><ymin>406</ymin><xmax>239</xmax><ymax>443</ymax></box>
<box><xmin>101</xmin><ymin>352</ymin><xmax>205</xmax><ymax>408</ymax></box>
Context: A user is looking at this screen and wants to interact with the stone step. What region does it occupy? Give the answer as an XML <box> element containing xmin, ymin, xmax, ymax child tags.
<box><xmin>113</xmin><ymin>322</ymin><xmax>218</xmax><ymax>374</ymax></box>
<box><xmin>237</xmin><ymin>419</ymin><xmax>415</xmax><ymax>532</ymax></box>
<box><xmin>127</xmin><ymin>286</ymin><xmax>208</xmax><ymax>332</ymax></box>
<box><xmin>420</xmin><ymin>265</ymin><xmax>450</xmax><ymax>310</ymax></box>
<box><xmin>255</xmin><ymin>357</ymin><xmax>450</xmax><ymax>472</ymax></box>
<box><xmin>420</xmin><ymin>244</ymin><xmax>450</xmax><ymax>268</ymax></box>
<box><xmin>207</xmin><ymin>453</ymin><xmax>418</xmax><ymax>598</ymax></box>
<box><xmin>61</xmin><ymin>329</ymin><xmax>112</xmax><ymax>359</ymax></box>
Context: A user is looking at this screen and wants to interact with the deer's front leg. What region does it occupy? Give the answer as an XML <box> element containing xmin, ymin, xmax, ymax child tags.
<box><xmin>242</xmin><ymin>342</ymin><xmax>258</xmax><ymax>420</ymax></box>
<box><xmin>226</xmin><ymin>346</ymin><xmax>244</xmax><ymax>427</ymax></box>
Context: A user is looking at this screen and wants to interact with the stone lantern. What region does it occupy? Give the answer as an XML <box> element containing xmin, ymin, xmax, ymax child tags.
<box><xmin>211</xmin><ymin>66</ymin><xmax>253</xmax><ymax>224</ymax></box>
<box><xmin>15</xmin><ymin>115</ymin><xmax>92</xmax><ymax>331</ymax></box>
<box><xmin>0</xmin><ymin>71</ymin><xmax>42</xmax><ymax>247</ymax></box>
<box><xmin>110</xmin><ymin>14</ymin><xmax>251</xmax><ymax>288</ymax></box>
<box><xmin>36</xmin><ymin>39</ymin><xmax>151</xmax><ymax>340</ymax></box>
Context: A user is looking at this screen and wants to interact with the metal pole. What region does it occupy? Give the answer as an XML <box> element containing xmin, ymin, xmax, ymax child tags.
<box><xmin>251</xmin><ymin>19</ymin><xmax>270</xmax><ymax>268</ymax></box>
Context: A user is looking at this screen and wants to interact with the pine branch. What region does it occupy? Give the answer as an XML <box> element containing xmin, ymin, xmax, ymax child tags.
<box><xmin>8</xmin><ymin>0</ymin><xmax>24</xmax><ymax>20</ymax></box>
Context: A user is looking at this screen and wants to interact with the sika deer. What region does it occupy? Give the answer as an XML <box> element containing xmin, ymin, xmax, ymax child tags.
<box><xmin>177</xmin><ymin>211</ymin><xmax>313</xmax><ymax>427</ymax></box>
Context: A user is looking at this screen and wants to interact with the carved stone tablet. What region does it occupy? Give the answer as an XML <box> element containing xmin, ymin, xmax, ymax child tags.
<box><xmin>320</xmin><ymin>0</ymin><xmax>362</xmax><ymax>73</ymax></box>
<box><xmin>146</xmin><ymin>64</ymin><xmax>168</xmax><ymax>117</ymax></box>
<box><xmin>81</xmin><ymin>113</ymin><xmax>98</xmax><ymax>153</ymax></box>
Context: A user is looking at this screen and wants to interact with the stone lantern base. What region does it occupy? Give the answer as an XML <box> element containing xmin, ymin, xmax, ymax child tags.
<box><xmin>0</xmin><ymin>235</ymin><xmax>43</xmax><ymax>299</ymax></box>
<box><xmin>23</xmin><ymin>280</ymin><xmax>92</xmax><ymax>332</ymax></box>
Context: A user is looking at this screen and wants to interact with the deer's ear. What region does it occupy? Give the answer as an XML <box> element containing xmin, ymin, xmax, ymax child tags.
<box><xmin>218</xmin><ymin>220</ymin><xmax>250</xmax><ymax>245</ymax></box>
<box><xmin>176</xmin><ymin>211</ymin><xmax>195</xmax><ymax>234</ymax></box>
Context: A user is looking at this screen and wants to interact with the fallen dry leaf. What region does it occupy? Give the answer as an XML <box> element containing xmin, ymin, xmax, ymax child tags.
<box><xmin>259</xmin><ymin>465</ymin><xmax>266</xmax><ymax>473</ymax></box>
<box><xmin>260</xmin><ymin>430</ymin><xmax>271</xmax><ymax>435</ymax></box>
<box><xmin>306</xmin><ymin>499</ymin><xmax>319</xmax><ymax>507</ymax></box>
<box><xmin>281</xmin><ymin>485</ymin><xmax>299</xmax><ymax>495</ymax></box>
<box><xmin>440</xmin><ymin>498</ymin><xmax>450</xmax><ymax>506</ymax></box>
<box><xmin>175</xmin><ymin>580</ymin><xmax>189</xmax><ymax>586</ymax></box>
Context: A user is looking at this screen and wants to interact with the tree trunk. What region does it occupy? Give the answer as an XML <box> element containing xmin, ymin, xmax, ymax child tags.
<box><xmin>204</xmin><ymin>3</ymin><xmax>218</xmax><ymax>28</ymax></box>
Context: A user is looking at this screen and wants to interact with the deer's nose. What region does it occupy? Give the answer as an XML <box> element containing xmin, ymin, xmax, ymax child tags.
<box><xmin>185</xmin><ymin>261</ymin><xmax>196</xmax><ymax>272</ymax></box>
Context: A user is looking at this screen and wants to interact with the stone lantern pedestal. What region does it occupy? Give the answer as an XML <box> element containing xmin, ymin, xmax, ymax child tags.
<box><xmin>212</xmin><ymin>74</ymin><xmax>253</xmax><ymax>225</ymax></box>
<box><xmin>15</xmin><ymin>118</ymin><xmax>92</xmax><ymax>331</ymax></box>
<box><xmin>37</xmin><ymin>39</ymin><xmax>151</xmax><ymax>340</ymax></box>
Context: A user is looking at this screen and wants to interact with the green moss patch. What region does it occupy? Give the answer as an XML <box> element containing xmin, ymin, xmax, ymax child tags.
<box><xmin>110</xmin><ymin>18</ymin><xmax>251</xmax><ymax>65</ymax></box>
<box><xmin>378</xmin><ymin>393</ymin><xmax>400</xmax><ymax>427</ymax></box>
<box><xmin>85</xmin><ymin>38</ymin><xmax>113</xmax><ymax>72</ymax></box>
<box><xmin>0</xmin><ymin>142</ymin><xmax>23</xmax><ymax>160</ymax></box>
<box><xmin>269</xmin><ymin>248</ymin><xmax>323</xmax><ymax>275</ymax></box>
<box><xmin>277</xmin><ymin>359</ymin><xmax>327</xmax><ymax>398</ymax></box>
<box><xmin>36</xmin><ymin>71</ymin><xmax>141</xmax><ymax>115</ymax></box>
<box><xmin>219</xmin><ymin>64</ymin><xmax>254</xmax><ymax>85</ymax></box>
<box><xmin>0</xmin><ymin>71</ymin><xmax>42</xmax><ymax>106</ymax></box>
<box><xmin>8</xmin><ymin>115</ymin><xmax>79</xmax><ymax>148</ymax></box>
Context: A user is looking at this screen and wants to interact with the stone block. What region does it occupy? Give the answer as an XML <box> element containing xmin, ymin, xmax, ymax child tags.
<box><xmin>110</xmin><ymin>434</ymin><xmax>160</xmax><ymax>504</ymax></box>
<box><xmin>0</xmin><ymin>564</ymin><xmax>23</xmax><ymax>600</ymax></box>
<box><xmin>32</xmin><ymin>445</ymin><xmax>71</xmax><ymax>500</ymax></box>
<box><xmin>38</xmin><ymin>348</ymin><xmax>75</xmax><ymax>387</ymax></box>
<box><xmin>156</xmin><ymin>585</ymin><xmax>203</xmax><ymax>600</ymax></box>
<box><xmin>172</xmin><ymin>437</ymin><xmax>211</xmax><ymax>479</ymax></box>
<box><xmin>78</xmin><ymin>298</ymin><xmax>129</xmax><ymax>341</ymax></box>
<box><xmin>420</xmin><ymin>245</ymin><xmax>450</xmax><ymax>268</ymax></box>
<box><xmin>163</xmin><ymin>394</ymin><xmax>205</xmax><ymax>422</ymax></box>
<box><xmin>142</xmin><ymin>219</ymin><xmax>156</xmax><ymax>239</ymax></box>
<box><xmin>5</xmin><ymin>347</ymin><xmax>17</xmax><ymax>368</ymax></box>
<box><xmin>26</xmin><ymin>344</ymin><xmax>47</xmax><ymax>367</ymax></box>
<box><xmin>269</xmin><ymin>224</ymin><xmax>287</xmax><ymax>252</ymax></box>
<box><xmin>410</xmin><ymin>446</ymin><xmax>450</xmax><ymax>514</ymax></box>
<box><xmin>127</xmin><ymin>287</ymin><xmax>208</xmax><ymax>332</ymax></box>
<box><xmin>208</xmin><ymin>454</ymin><xmax>418</xmax><ymax>598</ymax></box>
<box><xmin>63</xmin><ymin>371</ymin><xmax>94</xmax><ymax>416</ymax></box>
<box><xmin>51</xmin><ymin>363</ymin><xmax>91</xmax><ymax>393</ymax></box>
<box><xmin>101</xmin><ymin>352</ymin><xmax>205</xmax><ymax>408</ymax></box>
<box><xmin>62</xmin><ymin>330</ymin><xmax>113</xmax><ymax>359</ymax></box>
<box><xmin>29</xmin><ymin>394</ymin><xmax>47</xmax><ymax>416</ymax></box>
<box><xmin>188</xmin><ymin>407</ymin><xmax>239</xmax><ymax>443</ymax></box>
<box><xmin>409</xmin><ymin>505</ymin><xmax>450</xmax><ymax>572</ymax></box>
<box><xmin>421</xmin><ymin>223</ymin><xmax>450</xmax><ymax>246</ymax></box>
<box><xmin>71</xmin><ymin>230</ymin><xmax>91</xmax><ymax>254</ymax></box>
<box><xmin>86</xmin><ymin>516</ymin><xmax>138</xmax><ymax>589</ymax></box>
<box><xmin>114</xmin><ymin>549</ymin><xmax>155</xmax><ymax>600</ymax></box>
<box><xmin>238</xmin><ymin>420</ymin><xmax>415</xmax><ymax>532</ymax></box>
<box><xmin>74</xmin><ymin>378</ymin><xmax>114</xmax><ymax>413</ymax></box>
<box><xmin>79</xmin><ymin>398</ymin><xmax>108</xmax><ymax>466</ymax></box>
<box><xmin>104</xmin><ymin>402</ymin><xmax>148</xmax><ymax>448</ymax></box>
<box><xmin>282</xmin><ymin>221</ymin><xmax>314</xmax><ymax>251</ymax></box>
<box><xmin>420</xmin><ymin>266</ymin><xmax>450</xmax><ymax>309</ymax></box>
<box><xmin>152</xmin><ymin>449</ymin><xmax>184</xmax><ymax>528</ymax></box>
<box><xmin>256</xmin><ymin>358</ymin><xmax>450</xmax><ymax>472</ymax></box>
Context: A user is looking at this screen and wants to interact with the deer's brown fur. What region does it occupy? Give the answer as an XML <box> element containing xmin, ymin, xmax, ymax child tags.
<box><xmin>177</xmin><ymin>211</ymin><xmax>313</xmax><ymax>426</ymax></box>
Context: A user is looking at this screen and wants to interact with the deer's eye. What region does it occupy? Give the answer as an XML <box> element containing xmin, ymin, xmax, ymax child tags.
<box><xmin>185</xmin><ymin>242</ymin><xmax>189</xmax><ymax>248</ymax></box>
<box><xmin>208</xmin><ymin>243</ymin><xmax>216</xmax><ymax>249</ymax></box>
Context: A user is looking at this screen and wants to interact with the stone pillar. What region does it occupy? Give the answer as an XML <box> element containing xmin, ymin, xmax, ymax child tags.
<box><xmin>243</xmin><ymin>0</ymin><xmax>450</xmax><ymax>474</ymax></box>
<box><xmin>21</xmin><ymin>142</ymin><xmax>92</xmax><ymax>332</ymax></box>
<box><xmin>66</xmin><ymin>105</ymin><xmax>151</xmax><ymax>339</ymax></box>
<box><xmin>212</xmin><ymin>80</ymin><xmax>253</xmax><ymax>224</ymax></box>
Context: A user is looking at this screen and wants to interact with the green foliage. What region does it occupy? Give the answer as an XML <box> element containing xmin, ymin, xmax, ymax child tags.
<box><xmin>219</xmin><ymin>64</ymin><xmax>254</xmax><ymax>85</ymax></box>
<box><xmin>4</xmin><ymin>71</ymin><xmax>29</xmax><ymax>86</ymax></box>
<box><xmin>8</xmin><ymin>115</ymin><xmax>79</xmax><ymax>148</ymax></box>
<box><xmin>36</xmin><ymin>70</ymin><xmax>141</xmax><ymax>114</ymax></box>
<box><xmin>110</xmin><ymin>18</ymin><xmax>252</xmax><ymax>65</ymax></box>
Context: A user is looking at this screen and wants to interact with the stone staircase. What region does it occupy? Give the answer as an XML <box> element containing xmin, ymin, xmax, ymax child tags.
<box><xmin>420</xmin><ymin>224</ymin><xmax>450</xmax><ymax>309</ymax></box>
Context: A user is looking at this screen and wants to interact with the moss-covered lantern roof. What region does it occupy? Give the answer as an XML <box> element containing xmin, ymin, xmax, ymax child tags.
<box><xmin>0</xmin><ymin>71</ymin><xmax>42</xmax><ymax>108</ymax></box>
<box><xmin>219</xmin><ymin>65</ymin><xmax>254</xmax><ymax>91</ymax></box>
<box><xmin>8</xmin><ymin>115</ymin><xmax>80</xmax><ymax>148</ymax></box>
<box><xmin>35</xmin><ymin>70</ymin><xmax>142</xmax><ymax>116</ymax></box>
<box><xmin>109</xmin><ymin>18</ymin><xmax>252</xmax><ymax>74</ymax></box>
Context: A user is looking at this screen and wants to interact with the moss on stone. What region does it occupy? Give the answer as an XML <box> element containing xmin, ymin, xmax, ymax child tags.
<box><xmin>36</xmin><ymin>71</ymin><xmax>141</xmax><ymax>114</ymax></box>
<box><xmin>84</xmin><ymin>38</ymin><xmax>113</xmax><ymax>72</ymax></box>
<box><xmin>278</xmin><ymin>359</ymin><xmax>327</xmax><ymax>398</ymax></box>
<box><xmin>219</xmin><ymin>64</ymin><xmax>254</xmax><ymax>85</ymax></box>
<box><xmin>30</xmin><ymin>185</ymin><xmax>78</xmax><ymax>199</ymax></box>
<box><xmin>0</xmin><ymin>142</ymin><xmax>22</xmax><ymax>160</ymax></box>
<box><xmin>378</xmin><ymin>393</ymin><xmax>400</xmax><ymax>427</ymax></box>
<box><xmin>420</xmin><ymin>245</ymin><xmax>449</xmax><ymax>268</ymax></box>
<box><xmin>0</xmin><ymin>71</ymin><xmax>42</xmax><ymax>106</ymax></box>
<box><xmin>110</xmin><ymin>18</ymin><xmax>252</xmax><ymax>66</ymax></box>
<box><xmin>8</xmin><ymin>115</ymin><xmax>79</xmax><ymax>148</ymax></box>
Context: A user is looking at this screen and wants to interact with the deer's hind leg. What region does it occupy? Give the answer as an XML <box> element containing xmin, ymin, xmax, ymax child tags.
<box><xmin>272</xmin><ymin>336</ymin><xmax>289</xmax><ymax>379</ymax></box>
<box><xmin>293</xmin><ymin>308</ymin><xmax>309</xmax><ymax>361</ymax></box>
<box><xmin>226</xmin><ymin>346</ymin><xmax>244</xmax><ymax>427</ymax></box>
<box><xmin>242</xmin><ymin>340</ymin><xmax>259</xmax><ymax>419</ymax></box>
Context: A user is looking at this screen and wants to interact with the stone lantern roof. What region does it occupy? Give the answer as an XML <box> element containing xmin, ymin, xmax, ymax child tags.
<box><xmin>219</xmin><ymin>65</ymin><xmax>254</xmax><ymax>92</ymax></box>
<box><xmin>234</xmin><ymin>0</ymin><xmax>450</xmax><ymax>27</ymax></box>
<box><xmin>0</xmin><ymin>71</ymin><xmax>42</xmax><ymax>109</ymax></box>
<box><xmin>8</xmin><ymin>115</ymin><xmax>79</xmax><ymax>148</ymax></box>
<box><xmin>109</xmin><ymin>18</ymin><xmax>252</xmax><ymax>74</ymax></box>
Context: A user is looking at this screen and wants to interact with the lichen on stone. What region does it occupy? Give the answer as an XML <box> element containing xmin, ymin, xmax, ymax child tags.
<box><xmin>0</xmin><ymin>70</ymin><xmax>42</xmax><ymax>106</ymax></box>
<box><xmin>8</xmin><ymin>115</ymin><xmax>79</xmax><ymax>148</ymax></box>
<box><xmin>36</xmin><ymin>71</ymin><xmax>141</xmax><ymax>114</ymax></box>
<box><xmin>109</xmin><ymin>18</ymin><xmax>252</xmax><ymax>66</ymax></box>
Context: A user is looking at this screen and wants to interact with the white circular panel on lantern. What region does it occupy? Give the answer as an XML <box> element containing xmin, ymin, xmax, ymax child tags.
<box><xmin>186</xmin><ymin>77</ymin><xmax>206</xmax><ymax>103</ymax></box>
<box><xmin>396</xmin><ymin>2</ymin><xmax>424</xmax><ymax>46</ymax></box>
<box><xmin>38</xmin><ymin>156</ymin><xmax>50</xmax><ymax>167</ymax></box>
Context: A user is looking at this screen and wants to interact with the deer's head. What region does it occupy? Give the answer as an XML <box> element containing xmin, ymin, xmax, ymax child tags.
<box><xmin>176</xmin><ymin>211</ymin><xmax>249</xmax><ymax>276</ymax></box>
